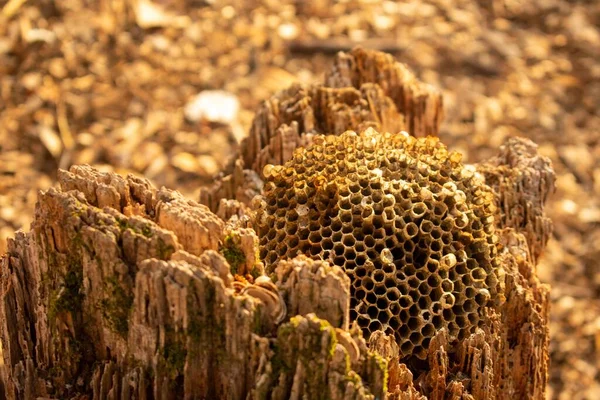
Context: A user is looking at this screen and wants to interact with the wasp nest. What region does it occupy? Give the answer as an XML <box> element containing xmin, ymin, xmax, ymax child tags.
<box><xmin>254</xmin><ymin>128</ymin><xmax>501</xmax><ymax>359</ymax></box>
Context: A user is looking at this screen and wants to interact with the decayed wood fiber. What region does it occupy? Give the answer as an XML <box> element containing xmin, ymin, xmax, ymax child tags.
<box><xmin>0</xmin><ymin>49</ymin><xmax>551</xmax><ymax>399</ymax></box>
<box><xmin>0</xmin><ymin>165</ymin><xmax>388</xmax><ymax>399</ymax></box>
<box><xmin>324</xmin><ymin>47</ymin><xmax>444</xmax><ymax>138</ymax></box>
<box><xmin>0</xmin><ymin>135</ymin><xmax>552</xmax><ymax>399</ymax></box>
<box><xmin>201</xmin><ymin>48</ymin><xmax>444</xmax><ymax>212</ymax></box>
<box><xmin>476</xmin><ymin>137</ymin><xmax>556</xmax><ymax>263</ymax></box>
<box><xmin>242</xmin><ymin>48</ymin><xmax>443</xmax><ymax>175</ymax></box>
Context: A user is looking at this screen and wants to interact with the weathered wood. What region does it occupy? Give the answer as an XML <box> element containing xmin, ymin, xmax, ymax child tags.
<box><xmin>201</xmin><ymin>48</ymin><xmax>444</xmax><ymax>212</ymax></box>
<box><xmin>0</xmin><ymin>49</ymin><xmax>551</xmax><ymax>399</ymax></box>
<box><xmin>0</xmin><ymin>166</ymin><xmax>387</xmax><ymax>399</ymax></box>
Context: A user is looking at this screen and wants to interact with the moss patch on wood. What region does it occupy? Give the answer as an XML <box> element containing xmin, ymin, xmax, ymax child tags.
<box><xmin>100</xmin><ymin>276</ymin><xmax>134</xmax><ymax>338</ymax></box>
<box><xmin>220</xmin><ymin>233</ymin><xmax>246</xmax><ymax>274</ymax></box>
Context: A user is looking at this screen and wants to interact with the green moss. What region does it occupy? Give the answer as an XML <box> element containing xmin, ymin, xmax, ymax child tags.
<box><xmin>186</xmin><ymin>284</ymin><xmax>204</xmax><ymax>342</ymax></box>
<box><xmin>252</xmin><ymin>305</ymin><xmax>264</xmax><ymax>335</ymax></box>
<box><xmin>49</xmin><ymin>269</ymin><xmax>83</xmax><ymax>320</ymax></box>
<box><xmin>249</xmin><ymin>264</ymin><xmax>262</xmax><ymax>279</ymax></box>
<box><xmin>141</xmin><ymin>224</ymin><xmax>153</xmax><ymax>238</ymax></box>
<box><xmin>161</xmin><ymin>326</ymin><xmax>187</xmax><ymax>384</ymax></box>
<box><xmin>157</xmin><ymin>237</ymin><xmax>175</xmax><ymax>260</ymax></box>
<box><xmin>220</xmin><ymin>234</ymin><xmax>246</xmax><ymax>275</ymax></box>
<box><xmin>369</xmin><ymin>353</ymin><xmax>388</xmax><ymax>395</ymax></box>
<box><xmin>270</xmin><ymin>342</ymin><xmax>290</xmax><ymax>376</ymax></box>
<box><xmin>100</xmin><ymin>276</ymin><xmax>133</xmax><ymax>338</ymax></box>
<box><xmin>343</xmin><ymin>371</ymin><xmax>363</xmax><ymax>387</ymax></box>
<box><xmin>117</xmin><ymin>217</ymin><xmax>129</xmax><ymax>231</ymax></box>
<box><xmin>163</xmin><ymin>338</ymin><xmax>187</xmax><ymax>379</ymax></box>
<box><xmin>116</xmin><ymin>216</ymin><xmax>154</xmax><ymax>238</ymax></box>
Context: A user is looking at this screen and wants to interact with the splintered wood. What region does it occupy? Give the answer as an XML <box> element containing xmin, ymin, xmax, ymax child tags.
<box><xmin>1</xmin><ymin>49</ymin><xmax>553</xmax><ymax>399</ymax></box>
<box><xmin>202</xmin><ymin>48</ymin><xmax>442</xmax><ymax>212</ymax></box>
<box><xmin>243</xmin><ymin>48</ymin><xmax>443</xmax><ymax>176</ymax></box>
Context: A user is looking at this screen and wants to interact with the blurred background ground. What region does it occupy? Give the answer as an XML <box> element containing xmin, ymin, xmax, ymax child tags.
<box><xmin>0</xmin><ymin>0</ymin><xmax>598</xmax><ymax>398</ymax></box>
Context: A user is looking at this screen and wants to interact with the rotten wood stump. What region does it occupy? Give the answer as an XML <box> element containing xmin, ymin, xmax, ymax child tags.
<box><xmin>0</xmin><ymin>49</ymin><xmax>552</xmax><ymax>400</ymax></box>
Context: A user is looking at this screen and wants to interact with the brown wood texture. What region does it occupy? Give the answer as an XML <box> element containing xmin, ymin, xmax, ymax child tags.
<box><xmin>0</xmin><ymin>49</ymin><xmax>552</xmax><ymax>399</ymax></box>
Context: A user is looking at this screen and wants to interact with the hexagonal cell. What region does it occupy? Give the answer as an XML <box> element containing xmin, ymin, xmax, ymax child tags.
<box><xmin>427</xmin><ymin>274</ymin><xmax>442</xmax><ymax>288</ymax></box>
<box><xmin>440</xmin><ymin>217</ymin><xmax>454</xmax><ymax>232</ymax></box>
<box><xmin>403</xmin><ymin>264</ymin><xmax>417</xmax><ymax>276</ymax></box>
<box><xmin>373</xmin><ymin>228</ymin><xmax>386</xmax><ymax>240</ymax></box>
<box><xmin>403</xmin><ymin>222</ymin><xmax>419</xmax><ymax>240</ymax></box>
<box><xmin>463</xmin><ymin>299</ymin><xmax>477</xmax><ymax>313</ymax></box>
<box><xmin>416</xmin><ymin>281</ymin><xmax>431</xmax><ymax>296</ymax></box>
<box><xmin>393</xmin><ymin>218</ymin><xmax>406</xmax><ymax>231</ymax></box>
<box><xmin>343</xmin><ymin>249</ymin><xmax>356</xmax><ymax>262</ymax></box>
<box><xmin>332</xmin><ymin>256</ymin><xmax>345</xmax><ymax>267</ymax></box>
<box><xmin>376</xmin><ymin>296</ymin><xmax>389</xmax><ymax>310</ymax></box>
<box><xmin>441</xmin><ymin>232</ymin><xmax>453</xmax><ymax>246</ymax></box>
<box><xmin>455</xmin><ymin>314</ymin><xmax>469</xmax><ymax>328</ymax></box>
<box><xmin>309</xmin><ymin>244</ymin><xmax>321</xmax><ymax>256</ymax></box>
<box><xmin>409</xmin><ymin>331</ymin><xmax>423</xmax><ymax>346</ymax></box>
<box><xmin>362</xmin><ymin>276</ymin><xmax>375</xmax><ymax>291</ymax></box>
<box><xmin>430</xmin><ymin>239</ymin><xmax>443</xmax><ymax>253</ymax></box>
<box><xmin>308</xmin><ymin>231</ymin><xmax>322</xmax><ymax>244</ymax></box>
<box><xmin>407</xmin><ymin>276</ymin><xmax>421</xmax><ymax>289</ymax></box>
<box><xmin>440</xmin><ymin>292</ymin><xmax>455</xmax><ymax>309</ymax></box>
<box><xmin>421</xmin><ymin>323</ymin><xmax>435</xmax><ymax>338</ymax></box>
<box><xmin>429</xmin><ymin>286</ymin><xmax>443</xmax><ymax>303</ymax></box>
<box><xmin>461</xmin><ymin>274</ymin><xmax>474</xmax><ymax>286</ymax></box>
<box><xmin>383</xmin><ymin>208</ymin><xmax>395</xmax><ymax>223</ymax></box>
<box><xmin>366</xmin><ymin>292</ymin><xmax>377</xmax><ymax>304</ymax></box>
<box><xmin>409</xmin><ymin>202</ymin><xmax>428</xmax><ymax>219</ymax></box>
<box><xmin>356</xmin><ymin>315</ymin><xmax>371</xmax><ymax>329</ymax></box>
<box><xmin>331</xmin><ymin>231</ymin><xmax>343</xmax><ymax>242</ymax></box>
<box><xmin>377</xmin><ymin>310</ymin><xmax>391</xmax><ymax>324</ymax></box>
<box><xmin>374</xmin><ymin>283</ymin><xmax>387</xmax><ymax>297</ymax></box>
<box><xmin>432</xmin><ymin>201</ymin><xmax>448</xmax><ymax>218</ymax></box>
<box><xmin>418</xmin><ymin>297</ymin><xmax>431</xmax><ymax>312</ymax></box>
<box><xmin>475</xmin><ymin>289</ymin><xmax>491</xmax><ymax>306</ymax></box>
<box><xmin>465</xmin><ymin>287</ymin><xmax>477</xmax><ymax>299</ymax></box>
<box><xmin>321</xmin><ymin>238</ymin><xmax>334</xmax><ymax>251</ymax></box>
<box><xmin>402</xmin><ymin>239</ymin><xmax>415</xmax><ymax>253</ymax></box>
<box><xmin>415</xmin><ymin>269</ymin><xmax>429</xmax><ymax>281</ymax></box>
<box><xmin>372</xmin><ymin>269</ymin><xmax>385</xmax><ymax>283</ymax></box>
<box><xmin>400</xmin><ymin>341</ymin><xmax>414</xmax><ymax>356</ymax></box>
<box><xmin>389</xmin><ymin>316</ymin><xmax>401</xmax><ymax>330</ymax></box>
<box><xmin>366</xmin><ymin>305</ymin><xmax>379</xmax><ymax>319</ymax></box>
<box><xmin>470</xmin><ymin>267</ymin><xmax>486</xmax><ymax>282</ymax></box>
<box><xmin>420</xmin><ymin>220</ymin><xmax>435</xmax><ymax>235</ymax></box>
<box><xmin>357</xmin><ymin>203</ymin><xmax>374</xmax><ymax>219</ymax></box>
<box><xmin>341</xmin><ymin>234</ymin><xmax>355</xmax><ymax>248</ymax></box>
<box><xmin>432</xmin><ymin>315</ymin><xmax>443</xmax><ymax>329</ymax></box>
<box><xmin>454</xmin><ymin>280</ymin><xmax>465</xmax><ymax>293</ymax></box>
<box><xmin>467</xmin><ymin>312</ymin><xmax>478</xmax><ymax>325</ymax></box>
<box><xmin>355</xmin><ymin>288</ymin><xmax>367</xmax><ymax>300</ymax></box>
<box><xmin>364</xmin><ymin>235</ymin><xmax>376</xmax><ymax>248</ymax></box>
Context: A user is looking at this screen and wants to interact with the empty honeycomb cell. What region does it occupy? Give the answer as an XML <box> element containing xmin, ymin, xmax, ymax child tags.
<box><xmin>441</xmin><ymin>293</ymin><xmax>455</xmax><ymax>309</ymax></box>
<box><xmin>255</xmin><ymin>129</ymin><xmax>502</xmax><ymax>359</ymax></box>
<box><xmin>467</xmin><ymin>313</ymin><xmax>478</xmax><ymax>324</ymax></box>
<box><xmin>403</xmin><ymin>222</ymin><xmax>419</xmax><ymax>239</ymax></box>
<box><xmin>374</xmin><ymin>284</ymin><xmax>387</xmax><ymax>296</ymax></box>
<box><xmin>377</xmin><ymin>297</ymin><xmax>389</xmax><ymax>310</ymax></box>
<box><xmin>420</xmin><ymin>220</ymin><xmax>435</xmax><ymax>235</ymax></box>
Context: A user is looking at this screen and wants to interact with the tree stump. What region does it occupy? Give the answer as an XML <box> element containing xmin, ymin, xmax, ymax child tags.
<box><xmin>1</xmin><ymin>49</ymin><xmax>552</xmax><ymax>399</ymax></box>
